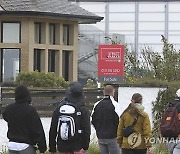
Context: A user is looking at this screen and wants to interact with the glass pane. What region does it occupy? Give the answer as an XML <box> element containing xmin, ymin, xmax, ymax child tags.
<box><xmin>139</xmin><ymin>3</ymin><xmax>165</xmax><ymax>12</ymax></box>
<box><xmin>139</xmin><ymin>13</ymin><xmax>165</xmax><ymax>22</ymax></box>
<box><xmin>3</xmin><ymin>23</ymin><xmax>20</xmax><ymax>43</ymax></box>
<box><xmin>169</xmin><ymin>22</ymin><xmax>180</xmax><ymax>30</ymax></box>
<box><xmin>139</xmin><ymin>35</ymin><xmax>162</xmax><ymax>44</ymax></box>
<box><xmin>48</xmin><ymin>50</ymin><xmax>56</xmax><ymax>72</ymax></box>
<box><xmin>139</xmin><ymin>22</ymin><xmax>164</xmax><ymax>31</ymax></box>
<box><xmin>62</xmin><ymin>50</ymin><xmax>70</xmax><ymax>81</ymax></box>
<box><xmin>169</xmin><ymin>35</ymin><xmax>180</xmax><ymax>44</ymax></box>
<box><xmin>169</xmin><ymin>13</ymin><xmax>180</xmax><ymax>22</ymax></box>
<box><xmin>109</xmin><ymin>13</ymin><xmax>135</xmax><ymax>22</ymax></box>
<box><xmin>63</xmin><ymin>25</ymin><xmax>69</xmax><ymax>45</ymax></box>
<box><xmin>139</xmin><ymin>30</ymin><xmax>164</xmax><ymax>35</ymax></box>
<box><xmin>49</xmin><ymin>24</ymin><xmax>55</xmax><ymax>45</ymax></box>
<box><xmin>110</xmin><ymin>22</ymin><xmax>135</xmax><ymax>31</ymax></box>
<box><xmin>169</xmin><ymin>3</ymin><xmax>180</xmax><ymax>12</ymax></box>
<box><xmin>169</xmin><ymin>31</ymin><xmax>180</xmax><ymax>35</ymax></box>
<box><xmin>125</xmin><ymin>35</ymin><xmax>135</xmax><ymax>44</ymax></box>
<box><xmin>80</xmin><ymin>2</ymin><xmax>105</xmax><ymax>12</ymax></box>
<box><xmin>109</xmin><ymin>3</ymin><xmax>135</xmax><ymax>12</ymax></box>
<box><xmin>34</xmin><ymin>49</ymin><xmax>41</xmax><ymax>71</ymax></box>
<box><xmin>2</xmin><ymin>49</ymin><xmax>19</xmax><ymax>82</ymax></box>
<box><xmin>35</xmin><ymin>23</ymin><xmax>41</xmax><ymax>44</ymax></box>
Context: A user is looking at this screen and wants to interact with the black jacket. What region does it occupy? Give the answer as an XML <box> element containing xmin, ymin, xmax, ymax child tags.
<box><xmin>2</xmin><ymin>85</ymin><xmax>47</xmax><ymax>153</ymax></box>
<box><xmin>91</xmin><ymin>96</ymin><xmax>120</xmax><ymax>139</ymax></box>
<box><xmin>49</xmin><ymin>98</ymin><xmax>91</xmax><ymax>153</ymax></box>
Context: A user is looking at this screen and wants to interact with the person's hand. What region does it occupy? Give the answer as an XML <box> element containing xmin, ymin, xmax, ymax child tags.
<box><xmin>147</xmin><ymin>147</ymin><xmax>152</xmax><ymax>154</ymax></box>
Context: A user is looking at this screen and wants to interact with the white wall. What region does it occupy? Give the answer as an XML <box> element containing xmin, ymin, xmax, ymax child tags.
<box><xmin>118</xmin><ymin>87</ymin><xmax>165</xmax><ymax>124</ymax></box>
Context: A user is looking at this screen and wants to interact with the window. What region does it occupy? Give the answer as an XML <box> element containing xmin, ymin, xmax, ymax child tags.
<box><xmin>48</xmin><ymin>50</ymin><xmax>56</xmax><ymax>72</ymax></box>
<box><xmin>2</xmin><ymin>22</ymin><xmax>20</xmax><ymax>43</ymax></box>
<box><xmin>34</xmin><ymin>49</ymin><xmax>41</xmax><ymax>71</ymax></box>
<box><xmin>34</xmin><ymin>23</ymin><xmax>41</xmax><ymax>44</ymax></box>
<box><xmin>63</xmin><ymin>25</ymin><xmax>70</xmax><ymax>45</ymax></box>
<box><xmin>49</xmin><ymin>24</ymin><xmax>56</xmax><ymax>45</ymax></box>
<box><xmin>0</xmin><ymin>49</ymin><xmax>20</xmax><ymax>82</ymax></box>
<box><xmin>62</xmin><ymin>50</ymin><xmax>72</xmax><ymax>81</ymax></box>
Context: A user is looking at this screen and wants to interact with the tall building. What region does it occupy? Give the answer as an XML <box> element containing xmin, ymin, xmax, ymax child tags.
<box><xmin>72</xmin><ymin>0</ymin><xmax>180</xmax><ymax>82</ymax></box>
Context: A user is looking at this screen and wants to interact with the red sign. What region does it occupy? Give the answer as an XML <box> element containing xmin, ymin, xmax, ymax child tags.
<box><xmin>98</xmin><ymin>44</ymin><xmax>124</xmax><ymax>83</ymax></box>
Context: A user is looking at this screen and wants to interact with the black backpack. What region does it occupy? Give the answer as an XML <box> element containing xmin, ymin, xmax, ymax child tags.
<box><xmin>160</xmin><ymin>102</ymin><xmax>180</xmax><ymax>138</ymax></box>
<box><xmin>57</xmin><ymin>101</ymin><xmax>82</xmax><ymax>141</ymax></box>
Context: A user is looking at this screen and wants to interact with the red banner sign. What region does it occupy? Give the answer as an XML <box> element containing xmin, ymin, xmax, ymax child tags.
<box><xmin>98</xmin><ymin>44</ymin><xmax>124</xmax><ymax>83</ymax></box>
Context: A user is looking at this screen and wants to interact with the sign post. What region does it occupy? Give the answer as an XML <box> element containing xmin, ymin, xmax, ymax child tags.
<box><xmin>98</xmin><ymin>44</ymin><xmax>125</xmax><ymax>83</ymax></box>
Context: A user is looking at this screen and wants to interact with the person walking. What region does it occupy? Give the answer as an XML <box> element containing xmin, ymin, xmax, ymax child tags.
<box><xmin>166</xmin><ymin>89</ymin><xmax>180</xmax><ymax>154</ymax></box>
<box><xmin>2</xmin><ymin>85</ymin><xmax>47</xmax><ymax>154</ymax></box>
<box><xmin>91</xmin><ymin>85</ymin><xmax>121</xmax><ymax>154</ymax></box>
<box><xmin>117</xmin><ymin>93</ymin><xmax>152</xmax><ymax>154</ymax></box>
<box><xmin>49</xmin><ymin>82</ymin><xmax>91</xmax><ymax>154</ymax></box>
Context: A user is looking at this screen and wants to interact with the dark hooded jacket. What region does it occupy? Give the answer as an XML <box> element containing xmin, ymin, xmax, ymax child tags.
<box><xmin>2</xmin><ymin>85</ymin><xmax>47</xmax><ymax>153</ymax></box>
<box><xmin>49</xmin><ymin>83</ymin><xmax>90</xmax><ymax>153</ymax></box>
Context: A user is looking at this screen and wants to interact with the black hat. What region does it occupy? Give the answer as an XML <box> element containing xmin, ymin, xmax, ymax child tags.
<box><xmin>66</xmin><ymin>82</ymin><xmax>85</xmax><ymax>103</ymax></box>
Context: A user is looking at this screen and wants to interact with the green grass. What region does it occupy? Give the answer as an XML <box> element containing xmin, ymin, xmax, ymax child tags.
<box><xmin>1</xmin><ymin>143</ymin><xmax>170</xmax><ymax>154</ymax></box>
<box><xmin>88</xmin><ymin>141</ymin><xmax>100</xmax><ymax>154</ymax></box>
<box><xmin>152</xmin><ymin>143</ymin><xmax>170</xmax><ymax>154</ymax></box>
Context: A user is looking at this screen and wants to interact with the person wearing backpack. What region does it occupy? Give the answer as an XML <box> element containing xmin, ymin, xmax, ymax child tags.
<box><xmin>165</xmin><ymin>89</ymin><xmax>180</xmax><ymax>154</ymax></box>
<box><xmin>49</xmin><ymin>82</ymin><xmax>90</xmax><ymax>154</ymax></box>
<box><xmin>91</xmin><ymin>85</ymin><xmax>121</xmax><ymax>154</ymax></box>
<box><xmin>117</xmin><ymin>93</ymin><xmax>152</xmax><ymax>154</ymax></box>
<box><xmin>2</xmin><ymin>85</ymin><xmax>47</xmax><ymax>154</ymax></box>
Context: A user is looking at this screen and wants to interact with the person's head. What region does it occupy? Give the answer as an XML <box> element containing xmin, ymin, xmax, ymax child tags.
<box><xmin>176</xmin><ymin>89</ymin><xmax>180</xmax><ymax>98</ymax></box>
<box><xmin>15</xmin><ymin>85</ymin><xmax>32</xmax><ymax>104</ymax></box>
<box><xmin>66</xmin><ymin>82</ymin><xmax>85</xmax><ymax>104</ymax></box>
<box><xmin>131</xmin><ymin>93</ymin><xmax>142</xmax><ymax>104</ymax></box>
<box><xmin>103</xmin><ymin>85</ymin><xmax>115</xmax><ymax>97</ymax></box>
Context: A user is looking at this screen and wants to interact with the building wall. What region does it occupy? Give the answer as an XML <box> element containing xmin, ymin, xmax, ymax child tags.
<box><xmin>0</xmin><ymin>16</ymin><xmax>79</xmax><ymax>82</ymax></box>
<box><xmin>78</xmin><ymin>1</ymin><xmax>180</xmax><ymax>53</ymax></box>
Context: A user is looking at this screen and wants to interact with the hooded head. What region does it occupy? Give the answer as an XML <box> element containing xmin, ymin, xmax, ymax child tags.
<box><xmin>15</xmin><ymin>85</ymin><xmax>32</xmax><ymax>104</ymax></box>
<box><xmin>66</xmin><ymin>82</ymin><xmax>85</xmax><ymax>104</ymax></box>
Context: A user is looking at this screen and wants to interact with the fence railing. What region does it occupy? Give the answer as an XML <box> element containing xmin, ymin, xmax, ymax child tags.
<box><xmin>0</xmin><ymin>87</ymin><xmax>104</xmax><ymax>117</ymax></box>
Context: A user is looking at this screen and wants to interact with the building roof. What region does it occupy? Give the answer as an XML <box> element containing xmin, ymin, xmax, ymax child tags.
<box><xmin>0</xmin><ymin>0</ymin><xmax>103</xmax><ymax>24</ymax></box>
<box><xmin>68</xmin><ymin>0</ymin><xmax>180</xmax><ymax>1</ymax></box>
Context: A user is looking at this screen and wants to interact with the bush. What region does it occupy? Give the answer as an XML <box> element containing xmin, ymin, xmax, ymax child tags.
<box><xmin>84</xmin><ymin>79</ymin><xmax>98</xmax><ymax>88</ymax></box>
<box><xmin>15</xmin><ymin>71</ymin><xmax>69</xmax><ymax>88</ymax></box>
<box><xmin>125</xmin><ymin>36</ymin><xmax>180</xmax><ymax>83</ymax></box>
<box><xmin>152</xmin><ymin>82</ymin><xmax>180</xmax><ymax>137</ymax></box>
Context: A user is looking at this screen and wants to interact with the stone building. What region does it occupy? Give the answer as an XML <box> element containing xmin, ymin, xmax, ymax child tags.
<box><xmin>0</xmin><ymin>0</ymin><xmax>103</xmax><ymax>83</ymax></box>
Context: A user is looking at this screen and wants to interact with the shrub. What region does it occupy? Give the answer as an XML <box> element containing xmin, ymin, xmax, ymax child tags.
<box><xmin>15</xmin><ymin>71</ymin><xmax>69</xmax><ymax>88</ymax></box>
<box><xmin>152</xmin><ymin>82</ymin><xmax>180</xmax><ymax>137</ymax></box>
<box><xmin>84</xmin><ymin>79</ymin><xmax>98</xmax><ymax>88</ymax></box>
<box><xmin>125</xmin><ymin>36</ymin><xmax>180</xmax><ymax>83</ymax></box>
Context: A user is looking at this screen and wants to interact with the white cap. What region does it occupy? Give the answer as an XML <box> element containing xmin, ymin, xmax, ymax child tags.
<box><xmin>176</xmin><ymin>89</ymin><xmax>180</xmax><ymax>98</ymax></box>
